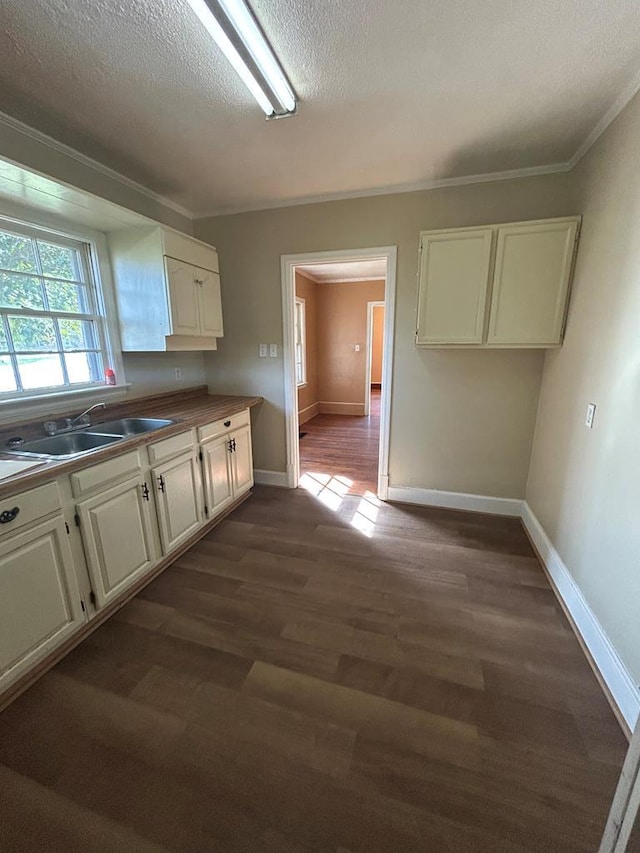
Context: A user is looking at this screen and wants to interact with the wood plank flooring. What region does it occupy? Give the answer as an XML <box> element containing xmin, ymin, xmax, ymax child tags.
<box><xmin>299</xmin><ymin>389</ymin><xmax>380</xmax><ymax>495</ymax></box>
<box><xmin>0</xmin><ymin>484</ymin><xmax>628</xmax><ymax>852</ymax></box>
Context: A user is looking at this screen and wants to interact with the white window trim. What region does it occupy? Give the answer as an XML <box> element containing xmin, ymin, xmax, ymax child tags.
<box><xmin>0</xmin><ymin>210</ymin><xmax>127</xmax><ymax>419</ymax></box>
<box><xmin>294</xmin><ymin>296</ymin><xmax>307</xmax><ymax>387</ymax></box>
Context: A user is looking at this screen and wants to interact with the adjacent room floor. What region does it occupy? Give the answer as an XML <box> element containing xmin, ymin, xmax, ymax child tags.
<box><xmin>299</xmin><ymin>389</ymin><xmax>381</xmax><ymax>496</ymax></box>
<box><xmin>0</xmin><ymin>484</ymin><xmax>628</xmax><ymax>852</ymax></box>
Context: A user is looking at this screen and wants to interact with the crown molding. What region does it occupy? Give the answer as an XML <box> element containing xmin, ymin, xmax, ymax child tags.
<box><xmin>193</xmin><ymin>162</ymin><xmax>571</xmax><ymax>218</ymax></box>
<box><xmin>0</xmin><ymin>110</ymin><xmax>194</xmax><ymax>221</ymax></box>
<box><xmin>566</xmin><ymin>67</ymin><xmax>640</xmax><ymax>170</ymax></box>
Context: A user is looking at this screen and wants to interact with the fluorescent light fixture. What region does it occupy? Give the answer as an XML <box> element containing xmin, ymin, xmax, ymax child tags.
<box><xmin>186</xmin><ymin>0</ymin><xmax>297</xmax><ymax>117</ymax></box>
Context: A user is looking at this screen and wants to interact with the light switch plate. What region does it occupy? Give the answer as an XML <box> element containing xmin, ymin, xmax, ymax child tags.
<box><xmin>585</xmin><ymin>403</ymin><xmax>596</xmax><ymax>429</ymax></box>
<box><xmin>259</xmin><ymin>344</ymin><xmax>268</xmax><ymax>358</ymax></box>
<box><xmin>269</xmin><ymin>344</ymin><xmax>278</xmax><ymax>358</ymax></box>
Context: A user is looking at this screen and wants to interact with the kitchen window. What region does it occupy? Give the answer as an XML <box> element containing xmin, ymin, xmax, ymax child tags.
<box><xmin>0</xmin><ymin>220</ymin><xmax>113</xmax><ymax>400</ymax></box>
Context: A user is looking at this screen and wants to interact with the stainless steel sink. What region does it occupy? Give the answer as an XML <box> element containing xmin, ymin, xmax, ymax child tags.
<box><xmin>92</xmin><ymin>417</ymin><xmax>175</xmax><ymax>437</ymax></box>
<box><xmin>8</xmin><ymin>431</ymin><xmax>122</xmax><ymax>459</ymax></box>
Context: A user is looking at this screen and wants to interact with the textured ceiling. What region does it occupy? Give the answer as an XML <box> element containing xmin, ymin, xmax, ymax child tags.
<box><xmin>0</xmin><ymin>0</ymin><xmax>639</xmax><ymax>215</ymax></box>
<box><xmin>297</xmin><ymin>260</ymin><xmax>387</xmax><ymax>283</ymax></box>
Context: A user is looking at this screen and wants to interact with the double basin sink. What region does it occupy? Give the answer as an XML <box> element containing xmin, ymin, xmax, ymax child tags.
<box><xmin>7</xmin><ymin>418</ymin><xmax>177</xmax><ymax>460</ymax></box>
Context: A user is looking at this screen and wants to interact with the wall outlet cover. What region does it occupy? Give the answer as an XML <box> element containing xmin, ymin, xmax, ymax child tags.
<box><xmin>585</xmin><ymin>403</ymin><xmax>596</xmax><ymax>428</ymax></box>
<box><xmin>259</xmin><ymin>344</ymin><xmax>268</xmax><ymax>358</ymax></box>
<box><xmin>269</xmin><ymin>344</ymin><xmax>278</xmax><ymax>358</ymax></box>
<box><xmin>175</xmin><ymin>367</ymin><xmax>182</xmax><ymax>381</ymax></box>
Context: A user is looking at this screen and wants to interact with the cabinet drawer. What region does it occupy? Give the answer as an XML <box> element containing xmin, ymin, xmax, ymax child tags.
<box><xmin>148</xmin><ymin>429</ymin><xmax>196</xmax><ymax>464</ymax></box>
<box><xmin>198</xmin><ymin>409</ymin><xmax>250</xmax><ymax>443</ymax></box>
<box><xmin>71</xmin><ymin>450</ymin><xmax>144</xmax><ymax>498</ymax></box>
<box><xmin>0</xmin><ymin>481</ymin><xmax>61</xmax><ymax>536</ymax></box>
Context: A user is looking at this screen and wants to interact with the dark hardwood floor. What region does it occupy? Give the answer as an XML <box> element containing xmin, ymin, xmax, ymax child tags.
<box><xmin>299</xmin><ymin>389</ymin><xmax>380</xmax><ymax>495</ymax></box>
<box><xmin>0</xmin><ymin>483</ymin><xmax>628</xmax><ymax>852</ymax></box>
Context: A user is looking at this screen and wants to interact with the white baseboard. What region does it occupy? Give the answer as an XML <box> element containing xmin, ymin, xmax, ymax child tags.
<box><xmin>298</xmin><ymin>402</ymin><xmax>320</xmax><ymax>425</ymax></box>
<box><xmin>253</xmin><ymin>469</ymin><xmax>290</xmax><ymax>488</ymax></box>
<box><xmin>386</xmin><ymin>485</ymin><xmax>523</xmax><ymax>517</ymax></box>
<box><xmin>522</xmin><ymin>501</ymin><xmax>640</xmax><ymax>732</ymax></box>
<box><xmin>319</xmin><ymin>401</ymin><xmax>365</xmax><ymax>416</ymax></box>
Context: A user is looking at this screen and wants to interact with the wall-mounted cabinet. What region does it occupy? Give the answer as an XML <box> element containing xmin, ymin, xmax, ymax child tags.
<box><xmin>416</xmin><ymin>217</ymin><xmax>580</xmax><ymax>348</ymax></box>
<box><xmin>108</xmin><ymin>226</ymin><xmax>223</xmax><ymax>352</ymax></box>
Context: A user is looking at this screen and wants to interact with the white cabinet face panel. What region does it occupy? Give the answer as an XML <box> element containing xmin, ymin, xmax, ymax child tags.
<box><xmin>154</xmin><ymin>453</ymin><xmax>203</xmax><ymax>555</ymax></box>
<box><xmin>77</xmin><ymin>476</ymin><xmax>159</xmax><ymax>608</ymax></box>
<box><xmin>488</xmin><ymin>219</ymin><xmax>578</xmax><ymax>345</ymax></box>
<box><xmin>231</xmin><ymin>426</ymin><xmax>254</xmax><ymax>497</ymax></box>
<box><xmin>417</xmin><ymin>229</ymin><xmax>493</xmax><ymax>345</ymax></box>
<box><xmin>166</xmin><ymin>257</ymin><xmax>199</xmax><ymax>337</ymax></box>
<box><xmin>202</xmin><ymin>436</ymin><xmax>234</xmax><ymax>519</ymax></box>
<box><xmin>198</xmin><ymin>268</ymin><xmax>223</xmax><ymax>337</ymax></box>
<box><xmin>0</xmin><ymin>516</ymin><xmax>84</xmax><ymax>691</ymax></box>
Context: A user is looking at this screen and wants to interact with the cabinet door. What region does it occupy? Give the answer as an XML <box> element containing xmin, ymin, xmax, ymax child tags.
<box><xmin>488</xmin><ymin>219</ymin><xmax>579</xmax><ymax>345</ymax></box>
<box><xmin>77</xmin><ymin>476</ymin><xmax>159</xmax><ymax>608</ymax></box>
<box><xmin>154</xmin><ymin>452</ymin><xmax>203</xmax><ymax>555</ymax></box>
<box><xmin>416</xmin><ymin>228</ymin><xmax>493</xmax><ymax>345</ymax></box>
<box><xmin>201</xmin><ymin>435</ymin><xmax>234</xmax><ymax>520</ymax></box>
<box><xmin>165</xmin><ymin>257</ymin><xmax>199</xmax><ymax>336</ymax></box>
<box><xmin>0</xmin><ymin>516</ymin><xmax>84</xmax><ymax>692</ymax></box>
<box><xmin>197</xmin><ymin>268</ymin><xmax>223</xmax><ymax>337</ymax></box>
<box><xmin>231</xmin><ymin>425</ymin><xmax>254</xmax><ymax>497</ymax></box>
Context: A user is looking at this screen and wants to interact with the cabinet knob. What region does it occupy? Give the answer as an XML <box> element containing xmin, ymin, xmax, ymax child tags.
<box><xmin>0</xmin><ymin>507</ymin><xmax>20</xmax><ymax>524</ymax></box>
<box><xmin>224</xmin><ymin>420</ymin><xmax>231</xmax><ymax>427</ymax></box>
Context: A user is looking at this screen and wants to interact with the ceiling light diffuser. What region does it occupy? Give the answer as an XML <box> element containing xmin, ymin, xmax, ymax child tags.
<box><xmin>186</xmin><ymin>0</ymin><xmax>297</xmax><ymax>118</ymax></box>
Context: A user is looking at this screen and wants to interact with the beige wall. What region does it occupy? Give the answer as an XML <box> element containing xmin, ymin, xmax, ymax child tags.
<box><xmin>317</xmin><ymin>280</ymin><xmax>385</xmax><ymax>412</ymax></box>
<box><xmin>526</xmin><ymin>92</ymin><xmax>640</xmax><ymax>684</ymax></box>
<box><xmin>295</xmin><ymin>271</ymin><xmax>319</xmax><ymax>417</ymax></box>
<box><xmin>196</xmin><ymin>172</ymin><xmax>572</xmax><ymax>494</ymax></box>
<box><xmin>371</xmin><ymin>304</ymin><xmax>384</xmax><ymax>384</ymax></box>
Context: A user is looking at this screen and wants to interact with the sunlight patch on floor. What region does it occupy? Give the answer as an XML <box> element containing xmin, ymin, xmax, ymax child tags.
<box><xmin>299</xmin><ymin>473</ymin><xmax>380</xmax><ymax>536</ymax></box>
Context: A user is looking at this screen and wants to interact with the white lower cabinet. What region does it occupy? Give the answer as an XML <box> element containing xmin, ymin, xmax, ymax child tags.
<box><xmin>201</xmin><ymin>434</ymin><xmax>234</xmax><ymax>518</ymax></box>
<box><xmin>153</xmin><ymin>451</ymin><xmax>203</xmax><ymax>554</ymax></box>
<box><xmin>0</xmin><ymin>514</ymin><xmax>84</xmax><ymax>692</ymax></box>
<box><xmin>231</xmin><ymin>425</ymin><xmax>254</xmax><ymax>496</ymax></box>
<box><xmin>201</xmin><ymin>420</ymin><xmax>254</xmax><ymax>520</ymax></box>
<box><xmin>76</xmin><ymin>475</ymin><xmax>159</xmax><ymax>608</ymax></box>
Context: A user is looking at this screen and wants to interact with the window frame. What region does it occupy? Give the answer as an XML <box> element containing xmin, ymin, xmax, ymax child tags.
<box><xmin>294</xmin><ymin>296</ymin><xmax>307</xmax><ymax>388</ymax></box>
<box><xmin>0</xmin><ymin>214</ymin><xmax>125</xmax><ymax>410</ymax></box>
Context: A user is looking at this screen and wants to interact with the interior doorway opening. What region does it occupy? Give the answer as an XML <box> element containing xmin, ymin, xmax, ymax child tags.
<box><xmin>281</xmin><ymin>247</ymin><xmax>397</xmax><ymax>501</ymax></box>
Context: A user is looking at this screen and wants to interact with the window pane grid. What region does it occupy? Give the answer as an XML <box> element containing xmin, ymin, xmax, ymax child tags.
<box><xmin>0</xmin><ymin>224</ymin><xmax>109</xmax><ymax>396</ymax></box>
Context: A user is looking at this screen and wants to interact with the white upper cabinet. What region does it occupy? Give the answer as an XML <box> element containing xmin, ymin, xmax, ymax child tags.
<box><xmin>416</xmin><ymin>228</ymin><xmax>493</xmax><ymax>345</ymax></box>
<box><xmin>487</xmin><ymin>219</ymin><xmax>579</xmax><ymax>346</ymax></box>
<box><xmin>416</xmin><ymin>216</ymin><xmax>580</xmax><ymax>348</ymax></box>
<box><xmin>108</xmin><ymin>226</ymin><xmax>223</xmax><ymax>351</ymax></box>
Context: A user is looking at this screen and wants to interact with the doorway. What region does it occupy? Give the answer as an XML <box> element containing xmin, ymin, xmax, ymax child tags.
<box><xmin>281</xmin><ymin>247</ymin><xmax>397</xmax><ymax>499</ymax></box>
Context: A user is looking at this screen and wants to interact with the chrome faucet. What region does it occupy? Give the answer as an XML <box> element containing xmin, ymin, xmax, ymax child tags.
<box><xmin>43</xmin><ymin>402</ymin><xmax>107</xmax><ymax>436</ymax></box>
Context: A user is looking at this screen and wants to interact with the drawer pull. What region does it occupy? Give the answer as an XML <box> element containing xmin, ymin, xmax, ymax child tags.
<box><xmin>224</xmin><ymin>420</ymin><xmax>231</xmax><ymax>427</ymax></box>
<box><xmin>158</xmin><ymin>475</ymin><xmax>166</xmax><ymax>493</ymax></box>
<box><xmin>0</xmin><ymin>507</ymin><xmax>20</xmax><ymax>524</ymax></box>
<box><xmin>141</xmin><ymin>482</ymin><xmax>150</xmax><ymax>502</ymax></box>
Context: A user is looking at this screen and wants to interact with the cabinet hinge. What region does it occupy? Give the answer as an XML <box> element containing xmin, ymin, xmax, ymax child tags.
<box><xmin>65</xmin><ymin>521</ymin><xmax>70</xmax><ymax>535</ymax></box>
<box><xmin>80</xmin><ymin>600</ymin><xmax>86</xmax><ymax>612</ymax></box>
<box><xmin>74</xmin><ymin>513</ymin><xmax>81</xmax><ymax>527</ymax></box>
<box><xmin>89</xmin><ymin>590</ymin><xmax>96</xmax><ymax>606</ymax></box>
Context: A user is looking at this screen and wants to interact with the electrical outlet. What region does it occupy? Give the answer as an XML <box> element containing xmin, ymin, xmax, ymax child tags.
<box><xmin>585</xmin><ymin>403</ymin><xmax>596</xmax><ymax>429</ymax></box>
<box><xmin>269</xmin><ymin>343</ymin><xmax>278</xmax><ymax>358</ymax></box>
<box><xmin>259</xmin><ymin>344</ymin><xmax>268</xmax><ymax>358</ymax></box>
<box><xmin>175</xmin><ymin>367</ymin><xmax>182</xmax><ymax>381</ymax></box>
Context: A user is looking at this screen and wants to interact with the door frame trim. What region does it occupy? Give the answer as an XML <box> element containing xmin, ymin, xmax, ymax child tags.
<box><xmin>280</xmin><ymin>246</ymin><xmax>397</xmax><ymax>499</ymax></box>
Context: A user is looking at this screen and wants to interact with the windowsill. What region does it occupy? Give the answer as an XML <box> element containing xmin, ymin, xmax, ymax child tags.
<box><xmin>0</xmin><ymin>383</ymin><xmax>133</xmax><ymax>424</ymax></box>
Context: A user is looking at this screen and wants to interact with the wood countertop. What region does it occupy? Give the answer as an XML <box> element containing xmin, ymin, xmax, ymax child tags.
<box><xmin>0</xmin><ymin>387</ymin><xmax>262</xmax><ymax>500</ymax></box>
